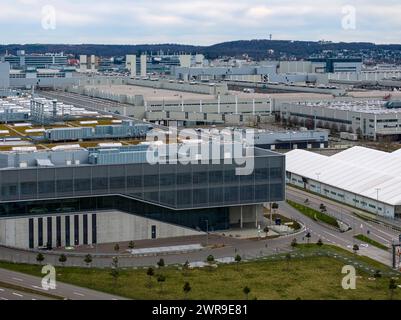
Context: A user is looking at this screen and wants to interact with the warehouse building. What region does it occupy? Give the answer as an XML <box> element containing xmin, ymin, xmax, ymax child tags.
<box><xmin>253</xmin><ymin>129</ymin><xmax>328</xmax><ymax>150</ymax></box>
<box><xmin>1</xmin><ymin>51</ymin><xmax>68</xmax><ymax>69</ymax></box>
<box><xmin>286</xmin><ymin>146</ymin><xmax>401</xmax><ymax>219</ymax></box>
<box><xmin>275</xmin><ymin>100</ymin><xmax>401</xmax><ymax>141</ymax></box>
<box><xmin>0</xmin><ymin>142</ymin><xmax>285</xmax><ymax>249</ymax></box>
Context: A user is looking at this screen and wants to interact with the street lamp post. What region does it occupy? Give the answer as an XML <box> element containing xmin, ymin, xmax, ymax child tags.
<box><xmin>204</xmin><ymin>220</ymin><xmax>209</xmax><ymax>247</ymax></box>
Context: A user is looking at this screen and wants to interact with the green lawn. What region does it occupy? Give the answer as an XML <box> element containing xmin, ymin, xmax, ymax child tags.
<box><xmin>287</xmin><ymin>200</ymin><xmax>339</xmax><ymax>228</ymax></box>
<box><xmin>0</xmin><ymin>245</ymin><xmax>399</xmax><ymax>300</ymax></box>
<box><xmin>354</xmin><ymin>234</ymin><xmax>389</xmax><ymax>251</ymax></box>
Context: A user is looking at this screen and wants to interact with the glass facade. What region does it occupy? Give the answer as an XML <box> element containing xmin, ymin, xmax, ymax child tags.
<box><xmin>0</xmin><ymin>152</ymin><xmax>285</xmax><ymax>210</ymax></box>
<box><xmin>0</xmin><ymin>195</ymin><xmax>230</xmax><ymax>231</ymax></box>
<box><xmin>0</xmin><ymin>149</ymin><xmax>285</xmax><ymax>231</ymax></box>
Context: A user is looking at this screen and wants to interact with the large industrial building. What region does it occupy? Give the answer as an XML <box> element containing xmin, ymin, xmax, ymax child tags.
<box><xmin>275</xmin><ymin>100</ymin><xmax>401</xmax><ymax>140</ymax></box>
<box><xmin>254</xmin><ymin>130</ymin><xmax>328</xmax><ymax>150</ymax></box>
<box><xmin>0</xmin><ymin>142</ymin><xmax>285</xmax><ymax>249</ymax></box>
<box><xmin>286</xmin><ymin>146</ymin><xmax>401</xmax><ymax>219</ymax></box>
<box><xmin>1</xmin><ymin>51</ymin><xmax>68</xmax><ymax>70</ymax></box>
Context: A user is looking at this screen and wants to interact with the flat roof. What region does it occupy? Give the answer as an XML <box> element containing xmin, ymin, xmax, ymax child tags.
<box><xmin>292</xmin><ymin>100</ymin><xmax>401</xmax><ymax>115</ymax></box>
<box><xmin>286</xmin><ymin>146</ymin><xmax>401</xmax><ymax>206</ymax></box>
<box><xmin>84</xmin><ymin>84</ymin><xmax>216</xmax><ymax>102</ymax></box>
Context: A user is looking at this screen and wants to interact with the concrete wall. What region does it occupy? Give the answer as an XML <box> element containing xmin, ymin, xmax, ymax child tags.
<box><xmin>288</xmin><ymin>173</ymin><xmax>395</xmax><ymax>218</ymax></box>
<box><xmin>0</xmin><ymin>210</ymin><xmax>203</xmax><ymax>249</ymax></box>
<box><xmin>97</xmin><ymin>211</ymin><xmax>202</xmax><ymax>243</ymax></box>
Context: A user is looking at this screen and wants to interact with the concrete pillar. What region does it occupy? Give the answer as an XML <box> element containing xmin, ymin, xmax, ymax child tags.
<box><xmin>235</xmin><ymin>96</ymin><xmax>238</xmax><ymax>114</ymax></box>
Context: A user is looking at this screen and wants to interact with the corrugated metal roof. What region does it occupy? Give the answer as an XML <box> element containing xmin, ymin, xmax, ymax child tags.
<box><xmin>286</xmin><ymin>147</ymin><xmax>401</xmax><ymax>206</ymax></box>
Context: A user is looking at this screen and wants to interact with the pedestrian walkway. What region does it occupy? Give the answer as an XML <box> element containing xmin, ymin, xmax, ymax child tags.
<box><xmin>128</xmin><ymin>244</ymin><xmax>203</xmax><ymax>256</ymax></box>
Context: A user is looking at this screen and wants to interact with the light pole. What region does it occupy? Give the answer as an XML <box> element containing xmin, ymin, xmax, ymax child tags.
<box><xmin>204</xmin><ymin>220</ymin><xmax>209</xmax><ymax>247</ymax></box>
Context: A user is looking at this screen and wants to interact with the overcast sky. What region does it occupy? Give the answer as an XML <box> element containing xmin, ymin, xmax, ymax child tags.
<box><xmin>2</xmin><ymin>0</ymin><xmax>401</xmax><ymax>45</ymax></box>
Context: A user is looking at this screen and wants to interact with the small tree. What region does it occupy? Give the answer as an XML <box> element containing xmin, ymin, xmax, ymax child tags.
<box><xmin>291</xmin><ymin>238</ymin><xmax>298</xmax><ymax>248</ymax></box>
<box><xmin>235</xmin><ymin>254</ymin><xmax>242</xmax><ymax>271</ymax></box>
<box><xmin>128</xmin><ymin>241</ymin><xmax>135</xmax><ymax>250</ymax></box>
<box><xmin>36</xmin><ymin>253</ymin><xmax>45</xmax><ymax>265</ymax></box>
<box><xmin>84</xmin><ymin>254</ymin><xmax>93</xmax><ymax>268</ymax></box>
<box><xmin>263</xmin><ymin>227</ymin><xmax>269</xmax><ymax>238</ymax></box>
<box><xmin>182</xmin><ymin>260</ymin><xmax>190</xmax><ymax>277</ymax></box>
<box><xmin>146</xmin><ymin>267</ymin><xmax>155</xmax><ymax>288</ymax></box>
<box><xmin>114</xmin><ymin>243</ymin><xmax>120</xmax><ymax>253</ymax></box>
<box><xmin>183</xmin><ymin>282</ymin><xmax>191</xmax><ymax>300</ymax></box>
<box><xmin>206</xmin><ymin>255</ymin><xmax>215</xmax><ymax>271</ymax></box>
<box><xmin>285</xmin><ymin>253</ymin><xmax>291</xmax><ymax>271</ymax></box>
<box><xmin>317</xmin><ymin>239</ymin><xmax>324</xmax><ymax>247</ymax></box>
<box><xmin>59</xmin><ymin>254</ymin><xmax>67</xmax><ymax>267</ymax></box>
<box><xmin>157</xmin><ymin>258</ymin><xmax>165</xmax><ymax>268</ymax></box>
<box><xmin>389</xmin><ymin>279</ymin><xmax>397</xmax><ymax>300</ymax></box>
<box><xmin>373</xmin><ymin>270</ymin><xmax>382</xmax><ymax>289</ymax></box>
<box><xmin>353</xmin><ymin>244</ymin><xmax>359</xmax><ymax>254</ymax></box>
<box><xmin>243</xmin><ymin>286</ymin><xmax>251</xmax><ymax>300</ymax></box>
<box><xmin>207</xmin><ymin>255</ymin><xmax>215</xmax><ymax>264</ymax></box>
<box><xmin>110</xmin><ymin>256</ymin><xmax>120</xmax><ymax>286</ymax></box>
<box><xmin>305</xmin><ymin>232</ymin><xmax>311</xmax><ymax>244</ymax></box>
<box><xmin>157</xmin><ymin>274</ymin><xmax>166</xmax><ymax>294</ymax></box>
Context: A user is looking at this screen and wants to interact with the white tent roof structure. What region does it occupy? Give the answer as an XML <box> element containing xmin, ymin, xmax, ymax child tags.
<box><xmin>286</xmin><ymin>146</ymin><xmax>401</xmax><ymax>206</ymax></box>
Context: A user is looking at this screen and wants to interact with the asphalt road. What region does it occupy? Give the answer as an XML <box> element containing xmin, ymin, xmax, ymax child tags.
<box><xmin>0</xmin><ymin>268</ymin><xmax>125</xmax><ymax>300</ymax></box>
<box><xmin>0</xmin><ymin>286</ymin><xmax>51</xmax><ymax>300</ymax></box>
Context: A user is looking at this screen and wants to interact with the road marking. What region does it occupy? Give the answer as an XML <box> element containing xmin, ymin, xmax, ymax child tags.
<box><xmin>0</xmin><ymin>297</ymin><xmax>8</xmax><ymax>300</ymax></box>
<box><xmin>73</xmin><ymin>292</ymin><xmax>85</xmax><ymax>297</ymax></box>
<box><xmin>0</xmin><ymin>289</ymin><xmax>4</xmax><ymax>292</ymax></box>
<box><xmin>32</xmin><ymin>299</ymin><xmax>37</xmax><ymax>301</ymax></box>
<box><xmin>12</xmin><ymin>293</ymin><xmax>23</xmax><ymax>297</ymax></box>
<box><xmin>32</xmin><ymin>285</ymin><xmax>44</xmax><ymax>290</ymax></box>
<box><xmin>12</xmin><ymin>277</ymin><xmax>23</xmax><ymax>282</ymax></box>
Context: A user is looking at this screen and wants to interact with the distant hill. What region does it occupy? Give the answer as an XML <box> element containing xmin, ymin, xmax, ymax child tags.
<box><xmin>1</xmin><ymin>40</ymin><xmax>401</xmax><ymax>60</ymax></box>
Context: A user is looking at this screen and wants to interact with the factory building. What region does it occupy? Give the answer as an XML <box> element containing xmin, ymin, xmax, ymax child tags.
<box><xmin>79</xmin><ymin>55</ymin><xmax>98</xmax><ymax>72</ymax></box>
<box><xmin>275</xmin><ymin>100</ymin><xmax>401</xmax><ymax>141</ymax></box>
<box><xmin>1</xmin><ymin>51</ymin><xmax>68</xmax><ymax>69</ymax></box>
<box><xmin>286</xmin><ymin>146</ymin><xmax>401</xmax><ymax>219</ymax></box>
<box><xmin>307</xmin><ymin>57</ymin><xmax>363</xmax><ymax>73</ymax></box>
<box><xmin>0</xmin><ymin>143</ymin><xmax>285</xmax><ymax>249</ymax></box>
<box><xmin>253</xmin><ymin>130</ymin><xmax>328</xmax><ymax>150</ymax></box>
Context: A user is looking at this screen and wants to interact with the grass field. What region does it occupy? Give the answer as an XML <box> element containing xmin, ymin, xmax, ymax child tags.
<box><xmin>354</xmin><ymin>234</ymin><xmax>389</xmax><ymax>251</ymax></box>
<box><xmin>287</xmin><ymin>200</ymin><xmax>339</xmax><ymax>228</ymax></box>
<box><xmin>0</xmin><ymin>245</ymin><xmax>399</xmax><ymax>300</ymax></box>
